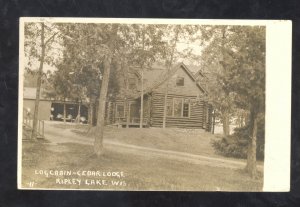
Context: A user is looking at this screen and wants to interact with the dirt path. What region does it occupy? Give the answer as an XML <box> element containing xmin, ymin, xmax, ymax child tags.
<box><xmin>43</xmin><ymin>122</ymin><xmax>263</xmax><ymax>171</ymax></box>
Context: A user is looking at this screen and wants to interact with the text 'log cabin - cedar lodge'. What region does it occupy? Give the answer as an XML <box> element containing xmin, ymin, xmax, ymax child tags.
<box><xmin>23</xmin><ymin>62</ymin><xmax>213</xmax><ymax>130</ymax></box>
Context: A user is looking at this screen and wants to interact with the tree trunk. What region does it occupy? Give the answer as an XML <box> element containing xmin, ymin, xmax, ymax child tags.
<box><xmin>239</xmin><ymin>115</ymin><xmax>242</xmax><ymax>127</ymax></box>
<box><xmin>89</xmin><ymin>101</ymin><xmax>94</xmax><ymax>126</ymax></box>
<box><xmin>94</xmin><ymin>56</ymin><xmax>112</xmax><ymax>156</ymax></box>
<box><xmin>93</xmin><ymin>24</ymin><xmax>118</xmax><ymax>157</ymax></box>
<box><xmin>222</xmin><ymin>110</ymin><xmax>230</xmax><ymax>136</ymax></box>
<box><xmin>119</xmin><ymin>59</ymin><xmax>129</xmax><ymax>128</ymax></box>
<box><xmin>162</xmin><ymin>28</ymin><xmax>179</xmax><ymax>128</ymax></box>
<box><xmin>245</xmin><ymin>113</ymin><xmax>250</xmax><ymax>126</ymax></box>
<box><xmin>63</xmin><ymin>101</ymin><xmax>66</xmax><ymax>124</ymax></box>
<box><xmin>139</xmin><ymin>28</ymin><xmax>146</xmax><ymax>129</ymax></box>
<box><xmin>106</xmin><ymin>102</ymin><xmax>111</xmax><ymax>125</ymax></box>
<box><xmin>31</xmin><ymin>22</ymin><xmax>45</xmax><ymax>139</ymax></box>
<box><xmin>76</xmin><ymin>101</ymin><xmax>81</xmax><ymax>123</ymax></box>
<box><xmin>162</xmin><ymin>84</ymin><xmax>168</xmax><ymax>128</ymax></box>
<box><xmin>212</xmin><ymin>110</ymin><xmax>215</xmax><ymax>134</ymax></box>
<box><xmin>241</xmin><ymin>115</ymin><xmax>245</xmax><ymax>127</ymax></box>
<box><xmin>126</xmin><ymin>100</ymin><xmax>129</xmax><ymax>128</ymax></box>
<box><xmin>140</xmin><ymin>69</ymin><xmax>144</xmax><ymax>128</ymax></box>
<box><xmin>246</xmin><ymin>108</ymin><xmax>258</xmax><ymax>178</ymax></box>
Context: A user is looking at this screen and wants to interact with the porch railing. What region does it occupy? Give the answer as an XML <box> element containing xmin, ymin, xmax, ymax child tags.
<box><xmin>115</xmin><ymin>117</ymin><xmax>149</xmax><ymax>126</ymax></box>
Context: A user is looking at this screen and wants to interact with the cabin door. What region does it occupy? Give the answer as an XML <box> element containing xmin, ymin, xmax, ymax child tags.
<box><xmin>129</xmin><ymin>103</ymin><xmax>140</xmax><ymax>123</ymax></box>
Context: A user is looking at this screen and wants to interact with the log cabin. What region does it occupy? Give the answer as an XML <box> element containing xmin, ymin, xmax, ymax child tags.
<box><xmin>106</xmin><ymin>62</ymin><xmax>212</xmax><ymax>130</ymax></box>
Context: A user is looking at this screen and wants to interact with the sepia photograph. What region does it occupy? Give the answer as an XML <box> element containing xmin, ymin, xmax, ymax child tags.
<box><xmin>18</xmin><ymin>18</ymin><xmax>291</xmax><ymax>191</ymax></box>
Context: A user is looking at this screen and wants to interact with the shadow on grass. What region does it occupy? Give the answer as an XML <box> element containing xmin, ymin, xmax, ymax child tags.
<box><xmin>21</xmin><ymin>141</ymin><xmax>263</xmax><ymax>191</ymax></box>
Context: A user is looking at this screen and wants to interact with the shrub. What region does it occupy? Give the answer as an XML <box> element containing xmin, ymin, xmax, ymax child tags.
<box><xmin>212</xmin><ymin>138</ymin><xmax>248</xmax><ymax>159</ymax></box>
<box><xmin>212</xmin><ymin>117</ymin><xmax>265</xmax><ymax>160</ymax></box>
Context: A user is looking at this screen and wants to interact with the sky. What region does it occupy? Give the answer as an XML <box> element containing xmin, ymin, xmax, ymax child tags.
<box><xmin>25</xmin><ymin>42</ymin><xmax>204</xmax><ymax>75</ymax></box>
<box><xmin>23</xmin><ymin>23</ymin><xmax>205</xmax><ymax>74</ymax></box>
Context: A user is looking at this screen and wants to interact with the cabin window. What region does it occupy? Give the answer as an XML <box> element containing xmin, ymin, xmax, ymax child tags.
<box><xmin>173</xmin><ymin>98</ymin><xmax>183</xmax><ymax>117</ymax></box>
<box><xmin>166</xmin><ymin>98</ymin><xmax>190</xmax><ymax>118</ymax></box>
<box><xmin>183</xmin><ymin>99</ymin><xmax>190</xmax><ymax>117</ymax></box>
<box><xmin>129</xmin><ymin>78</ymin><xmax>136</xmax><ymax>89</ymax></box>
<box><xmin>176</xmin><ymin>77</ymin><xmax>184</xmax><ymax>86</ymax></box>
<box><xmin>116</xmin><ymin>104</ymin><xmax>125</xmax><ymax>118</ymax></box>
<box><xmin>167</xmin><ymin>99</ymin><xmax>173</xmax><ymax>116</ymax></box>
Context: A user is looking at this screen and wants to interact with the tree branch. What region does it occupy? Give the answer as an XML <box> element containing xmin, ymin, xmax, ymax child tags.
<box><xmin>45</xmin><ymin>32</ymin><xmax>59</xmax><ymax>46</ymax></box>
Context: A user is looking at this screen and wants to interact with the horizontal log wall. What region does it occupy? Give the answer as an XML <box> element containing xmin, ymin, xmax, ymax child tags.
<box><xmin>150</xmin><ymin>92</ymin><xmax>205</xmax><ymax>129</ymax></box>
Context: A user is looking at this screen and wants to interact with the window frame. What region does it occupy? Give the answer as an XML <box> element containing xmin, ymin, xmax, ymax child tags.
<box><xmin>182</xmin><ymin>98</ymin><xmax>190</xmax><ymax>118</ymax></box>
<box><xmin>166</xmin><ymin>97</ymin><xmax>190</xmax><ymax>118</ymax></box>
<box><xmin>115</xmin><ymin>103</ymin><xmax>125</xmax><ymax>118</ymax></box>
<box><xmin>166</xmin><ymin>98</ymin><xmax>173</xmax><ymax>117</ymax></box>
<box><xmin>173</xmin><ymin>97</ymin><xmax>183</xmax><ymax>117</ymax></box>
<box><xmin>176</xmin><ymin>77</ymin><xmax>185</xmax><ymax>86</ymax></box>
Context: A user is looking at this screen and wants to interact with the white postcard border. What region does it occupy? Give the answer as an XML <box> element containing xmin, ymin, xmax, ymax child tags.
<box><xmin>18</xmin><ymin>18</ymin><xmax>292</xmax><ymax>191</ymax></box>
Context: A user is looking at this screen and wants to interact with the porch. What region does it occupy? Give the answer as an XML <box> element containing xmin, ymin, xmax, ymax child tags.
<box><xmin>108</xmin><ymin>98</ymin><xmax>150</xmax><ymax>128</ymax></box>
<box><xmin>114</xmin><ymin>117</ymin><xmax>149</xmax><ymax>128</ymax></box>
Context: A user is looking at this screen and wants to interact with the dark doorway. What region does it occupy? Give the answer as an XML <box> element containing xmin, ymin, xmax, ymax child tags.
<box><xmin>129</xmin><ymin>103</ymin><xmax>140</xmax><ymax>123</ymax></box>
<box><xmin>50</xmin><ymin>102</ymin><xmax>88</xmax><ymax>123</ymax></box>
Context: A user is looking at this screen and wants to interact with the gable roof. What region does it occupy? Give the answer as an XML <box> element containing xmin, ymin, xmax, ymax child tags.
<box><xmin>177</xmin><ymin>63</ymin><xmax>207</xmax><ymax>93</ymax></box>
<box><xmin>130</xmin><ymin>63</ymin><xmax>206</xmax><ymax>99</ymax></box>
<box><xmin>194</xmin><ymin>68</ymin><xmax>205</xmax><ymax>79</ymax></box>
<box><xmin>148</xmin><ymin>62</ymin><xmax>206</xmax><ymax>93</ymax></box>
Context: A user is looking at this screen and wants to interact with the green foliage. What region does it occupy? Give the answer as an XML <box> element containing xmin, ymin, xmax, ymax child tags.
<box><xmin>24</xmin><ymin>22</ymin><xmax>62</xmax><ymax>72</ymax></box>
<box><xmin>212</xmin><ymin>117</ymin><xmax>265</xmax><ymax>160</ymax></box>
<box><xmin>126</xmin><ymin>24</ymin><xmax>167</xmax><ymax>68</ymax></box>
<box><xmin>45</xmin><ymin>62</ymin><xmax>75</xmax><ymax>101</ymax></box>
<box><xmin>198</xmin><ymin>25</ymin><xmax>265</xmax><ymax>138</ymax></box>
<box><xmin>212</xmin><ymin>138</ymin><xmax>248</xmax><ymax>159</ymax></box>
<box><xmin>224</xmin><ymin>26</ymin><xmax>266</xmax><ymax>113</ymax></box>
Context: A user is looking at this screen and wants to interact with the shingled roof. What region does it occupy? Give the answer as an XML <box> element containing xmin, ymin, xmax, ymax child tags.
<box><xmin>130</xmin><ymin>62</ymin><xmax>206</xmax><ymax>99</ymax></box>
<box><xmin>23</xmin><ymin>63</ymin><xmax>206</xmax><ymax>101</ymax></box>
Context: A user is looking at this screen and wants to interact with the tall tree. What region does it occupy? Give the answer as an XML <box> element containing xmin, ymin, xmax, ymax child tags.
<box><xmin>46</xmin><ymin>62</ymin><xmax>76</xmax><ymax>123</ymax></box>
<box><xmin>160</xmin><ymin>25</ymin><xmax>200</xmax><ymax>128</ymax></box>
<box><xmin>93</xmin><ymin>24</ymin><xmax>120</xmax><ymax>156</ymax></box>
<box><xmin>125</xmin><ymin>24</ymin><xmax>166</xmax><ymax>128</ymax></box>
<box><xmin>55</xmin><ymin>23</ymin><xmax>123</xmax><ymax>156</ymax></box>
<box><xmin>24</xmin><ymin>22</ymin><xmax>60</xmax><ymax>139</ymax></box>
<box><xmin>80</xmin><ymin>65</ymin><xmax>101</xmax><ymax>126</ymax></box>
<box><xmin>162</xmin><ymin>25</ymin><xmax>181</xmax><ymax>128</ymax></box>
<box><xmin>226</xmin><ymin>26</ymin><xmax>265</xmax><ymax>178</ymax></box>
<box><xmin>55</xmin><ymin>23</ymin><xmax>104</xmax><ymax>126</ymax></box>
<box><xmin>198</xmin><ymin>26</ymin><xmax>236</xmax><ymax>136</ymax></box>
<box><xmin>199</xmin><ymin>25</ymin><xmax>265</xmax><ymax>177</ymax></box>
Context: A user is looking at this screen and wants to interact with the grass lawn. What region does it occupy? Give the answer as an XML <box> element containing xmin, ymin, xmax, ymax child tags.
<box><xmin>61</xmin><ymin>123</ymin><xmax>227</xmax><ymax>159</ymax></box>
<box><xmin>21</xmin><ymin>140</ymin><xmax>263</xmax><ymax>191</ymax></box>
<box><xmin>63</xmin><ymin>123</ymin><xmax>263</xmax><ymax>165</ymax></box>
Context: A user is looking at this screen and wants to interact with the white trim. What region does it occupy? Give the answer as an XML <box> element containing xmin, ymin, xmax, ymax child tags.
<box><xmin>20</xmin><ymin>17</ymin><xmax>274</xmax><ymax>26</ymax></box>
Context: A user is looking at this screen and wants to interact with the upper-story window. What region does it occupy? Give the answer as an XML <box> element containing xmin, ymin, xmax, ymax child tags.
<box><xmin>176</xmin><ymin>77</ymin><xmax>184</xmax><ymax>86</ymax></box>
